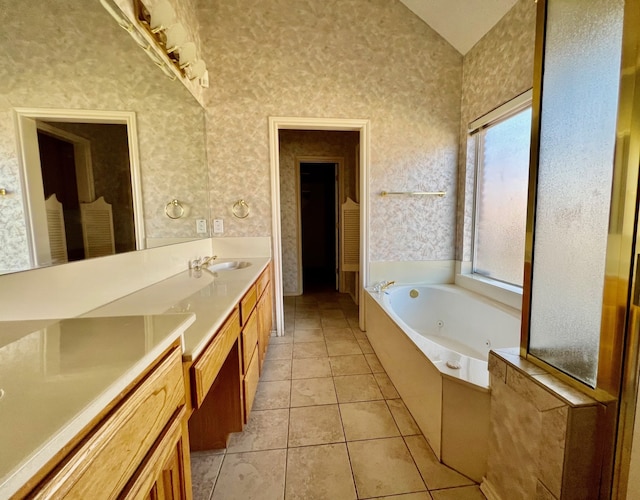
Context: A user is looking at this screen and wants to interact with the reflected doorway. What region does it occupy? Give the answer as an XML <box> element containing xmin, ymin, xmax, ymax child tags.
<box><xmin>38</xmin><ymin>131</ymin><xmax>85</xmax><ymax>262</ymax></box>
<box><xmin>37</xmin><ymin>122</ymin><xmax>135</xmax><ymax>263</ymax></box>
<box><xmin>15</xmin><ymin>108</ymin><xmax>145</xmax><ymax>270</ymax></box>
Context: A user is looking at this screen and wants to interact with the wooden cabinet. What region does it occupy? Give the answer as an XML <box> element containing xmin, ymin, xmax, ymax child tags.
<box><xmin>191</xmin><ymin>309</ymin><xmax>240</xmax><ymax>409</ymax></box>
<box><xmin>187</xmin><ymin>310</ymin><xmax>243</xmax><ymax>451</ymax></box>
<box><xmin>241</xmin><ymin>311</ymin><xmax>258</xmax><ymax>373</ymax></box>
<box><xmin>242</xmin><ymin>346</ymin><xmax>260</xmax><ymax>422</ymax></box>
<box><xmin>239</xmin><ymin>285</ymin><xmax>257</xmax><ymax>327</ymax></box>
<box><xmin>28</xmin><ymin>344</ymin><xmax>191</xmax><ymax>500</ymax></box>
<box><xmin>19</xmin><ymin>260</ymin><xmax>274</xmax><ymax>498</ymax></box>
<box><xmin>240</xmin><ymin>310</ymin><xmax>259</xmax><ymax>424</ymax></box>
<box><xmin>256</xmin><ymin>264</ymin><xmax>273</xmax><ymax>371</ymax></box>
<box><xmin>121</xmin><ymin>409</ymin><xmax>190</xmax><ymax>500</ymax></box>
<box><xmin>256</xmin><ymin>264</ymin><xmax>271</xmax><ymax>298</ymax></box>
<box><xmin>239</xmin><ymin>287</ymin><xmax>260</xmax><ymax>423</ymax></box>
<box><xmin>187</xmin><ymin>261</ymin><xmax>273</xmax><ymax>449</ymax></box>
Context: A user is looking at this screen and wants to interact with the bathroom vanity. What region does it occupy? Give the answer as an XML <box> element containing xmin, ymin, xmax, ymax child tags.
<box><xmin>0</xmin><ymin>315</ymin><xmax>195</xmax><ymax>499</ymax></box>
<box><xmin>0</xmin><ymin>257</ymin><xmax>274</xmax><ymax>499</ymax></box>
<box><xmin>87</xmin><ymin>257</ymin><xmax>273</xmax><ymax>449</ymax></box>
<box><xmin>179</xmin><ymin>259</ymin><xmax>274</xmax><ymax>450</ymax></box>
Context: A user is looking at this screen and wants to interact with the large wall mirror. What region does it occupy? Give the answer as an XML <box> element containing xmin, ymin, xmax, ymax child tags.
<box><xmin>0</xmin><ymin>0</ymin><xmax>210</xmax><ymax>276</ymax></box>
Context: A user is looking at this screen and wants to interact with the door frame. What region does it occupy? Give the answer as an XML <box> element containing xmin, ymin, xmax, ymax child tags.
<box><xmin>269</xmin><ymin>117</ymin><xmax>370</xmax><ymax>335</ymax></box>
<box><xmin>296</xmin><ymin>156</ymin><xmax>344</xmax><ymax>295</ymax></box>
<box><xmin>14</xmin><ymin>108</ymin><xmax>145</xmax><ymax>267</ymax></box>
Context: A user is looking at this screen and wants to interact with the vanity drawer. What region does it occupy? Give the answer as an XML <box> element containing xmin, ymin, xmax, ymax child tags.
<box><xmin>239</xmin><ymin>285</ymin><xmax>257</xmax><ymax>326</ymax></box>
<box><xmin>32</xmin><ymin>347</ymin><xmax>184</xmax><ymax>499</ymax></box>
<box><xmin>242</xmin><ymin>311</ymin><xmax>259</xmax><ymax>374</ymax></box>
<box><xmin>243</xmin><ymin>346</ymin><xmax>260</xmax><ymax>422</ymax></box>
<box><xmin>256</xmin><ymin>264</ymin><xmax>271</xmax><ymax>298</ymax></box>
<box><xmin>191</xmin><ymin>308</ymin><xmax>240</xmax><ymax>408</ymax></box>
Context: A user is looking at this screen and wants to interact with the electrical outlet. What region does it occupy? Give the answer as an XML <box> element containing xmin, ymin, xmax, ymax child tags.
<box><xmin>213</xmin><ymin>219</ymin><xmax>224</xmax><ymax>234</ymax></box>
<box><xmin>196</xmin><ymin>219</ymin><xmax>207</xmax><ymax>234</ymax></box>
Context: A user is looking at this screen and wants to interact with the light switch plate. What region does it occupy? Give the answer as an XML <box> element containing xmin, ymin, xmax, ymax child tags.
<box><xmin>196</xmin><ymin>219</ymin><xmax>207</xmax><ymax>234</ymax></box>
<box><xmin>213</xmin><ymin>219</ymin><xmax>224</xmax><ymax>234</ymax></box>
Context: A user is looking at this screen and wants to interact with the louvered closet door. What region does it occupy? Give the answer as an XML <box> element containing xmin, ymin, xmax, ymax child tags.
<box><xmin>80</xmin><ymin>196</ymin><xmax>116</xmax><ymax>258</ymax></box>
<box><xmin>45</xmin><ymin>193</ymin><xmax>68</xmax><ymax>264</ymax></box>
<box><xmin>341</xmin><ymin>197</ymin><xmax>359</xmax><ymax>272</ymax></box>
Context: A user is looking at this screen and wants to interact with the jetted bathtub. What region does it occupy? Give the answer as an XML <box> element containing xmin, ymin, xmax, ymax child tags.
<box><xmin>364</xmin><ymin>284</ymin><xmax>520</xmax><ymax>482</ymax></box>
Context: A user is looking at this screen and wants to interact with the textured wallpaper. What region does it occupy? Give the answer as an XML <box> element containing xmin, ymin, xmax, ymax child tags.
<box><xmin>198</xmin><ymin>0</ymin><xmax>463</xmax><ymax>263</ymax></box>
<box><xmin>0</xmin><ymin>1</ymin><xmax>209</xmax><ymax>274</ymax></box>
<box><xmin>279</xmin><ymin>130</ymin><xmax>359</xmax><ymax>294</ymax></box>
<box><xmin>456</xmin><ymin>0</ymin><xmax>537</xmax><ymax>261</ymax></box>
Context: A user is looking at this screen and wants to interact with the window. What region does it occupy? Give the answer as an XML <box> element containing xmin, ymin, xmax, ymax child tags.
<box><xmin>471</xmin><ymin>94</ymin><xmax>532</xmax><ymax>287</ymax></box>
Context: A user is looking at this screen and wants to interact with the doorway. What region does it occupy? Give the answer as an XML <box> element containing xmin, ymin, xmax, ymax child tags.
<box><xmin>269</xmin><ymin>117</ymin><xmax>370</xmax><ymax>335</ymax></box>
<box><xmin>299</xmin><ymin>162</ymin><xmax>338</xmax><ymax>292</ymax></box>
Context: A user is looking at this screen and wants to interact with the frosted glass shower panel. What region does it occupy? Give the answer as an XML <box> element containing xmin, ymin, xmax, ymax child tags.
<box><xmin>528</xmin><ymin>0</ymin><xmax>624</xmax><ymax>387</ymax></box>
<box><xmin>474</xmin><ymin>108</ymin><xmax>531</xmax><ymax>286</ymax></box>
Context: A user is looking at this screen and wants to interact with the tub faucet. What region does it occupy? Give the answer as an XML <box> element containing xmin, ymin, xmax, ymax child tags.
<box><xmin>373</xmin><ymin>280</ymin><xmax>395</xmax><ymax>292</ymax></box>
<box><xmin>380</xmin><ymin>280</ymin><xmax>395</xmax><ymax>291</ymax></box>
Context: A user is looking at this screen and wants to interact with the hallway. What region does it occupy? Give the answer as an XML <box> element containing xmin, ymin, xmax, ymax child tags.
<box><xmin>190</xmin><ymin>291</ymin><xmax>485</xmax><ymax>499</ymax></box>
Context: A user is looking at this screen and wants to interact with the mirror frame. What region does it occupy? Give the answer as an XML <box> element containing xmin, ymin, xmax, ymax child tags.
<box><xmin>14</xmin><ymin>108</ymin><xmax>145</xmax><ymax>268</ymax></box>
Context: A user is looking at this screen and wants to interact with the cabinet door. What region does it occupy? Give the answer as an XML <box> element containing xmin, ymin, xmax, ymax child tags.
<box><xmin>241</xmin><ymin>311</ymin><xmax>259</xmax><ymax>374</ymax></box>
<box><xmin>121</xmin><ymin>408</ymin><xmax>190</xmax><ymax>500</ymax></box>
<box><xmin>257</xmin><ymin>284</ymin><xmax>273</xmax><ymax>370</ymax></box>
<box><xmin>149</xmin><ymin>441</ymin><xmax>183</xmax><ymax>500</ymax></box>
<box><xmin>32</xmin><ymin>349</ymin><xmax>184</xmax><ymax>499</ymax></box>
<box><xmin>243</xmin><ymin>346</ymin><xmax>260</xmax><ymax>422</ymax></box>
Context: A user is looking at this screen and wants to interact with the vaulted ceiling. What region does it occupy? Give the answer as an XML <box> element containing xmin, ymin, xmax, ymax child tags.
<box><xmin>399</xmin><ymin>0</ymin><xmax>519</xmax><ymax>54</ymax></box>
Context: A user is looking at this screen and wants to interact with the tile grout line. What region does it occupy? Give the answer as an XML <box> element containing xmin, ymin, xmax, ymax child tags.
<box><xmin>329</xmin><ymin>325</ymin><xmax>361</xmax><ymax>500</ymax></box>
<box><xmin>283</xmin><ymin>404</ymin><xmax>291</xmax><ymax>499</ymax></box>
<box><xmin>400</xmin><ymin>433</ymin><xmax>430</xmax><ymax>494</ymax></box>
<box><xmin>207</xmin><ymin>448</ymin><xmax>227</xmax><ymax>500</ymax></box>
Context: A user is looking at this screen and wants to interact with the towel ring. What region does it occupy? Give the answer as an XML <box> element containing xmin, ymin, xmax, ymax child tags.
<box><xmin>165</xmin><ymin>199</ymin><xmax>185</xmax><ymax>219</ymax></box>
<box><xmin>232</xmin><ymin>199</ymin><xmax>250</xmax><ymax>219</ymax></box>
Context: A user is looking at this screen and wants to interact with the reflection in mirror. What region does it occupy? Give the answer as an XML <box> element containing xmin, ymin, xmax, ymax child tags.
<box><xmin>0</xmin><ymin>0</ymin><xmax>210</xmax><ymax>276</ymax></box>
<box><xmin>37</xmin><ymin>122</ymin><xmax>135</xmax><ymax>260</ymax></box>
<box><xmin>16</xmin><ymin>109</ymin><xmax>142</xmax><ymax>269</ymax></box>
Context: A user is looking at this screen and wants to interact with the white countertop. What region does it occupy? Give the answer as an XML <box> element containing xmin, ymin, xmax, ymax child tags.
<box><xmin>84</xmin><ymin>257</ymin><xmax>270</xmax><ymax>361</ymax></box>
<box><xmin>0</xmin><ymin>313</ymin><xmax>195</xmax><ymax>499</ymax></box>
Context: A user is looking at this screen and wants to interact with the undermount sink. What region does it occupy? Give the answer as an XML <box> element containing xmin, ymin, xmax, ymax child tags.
<box><xmin>208</xmin><ymin>261</ymin><xmax>252</xmax><ymax>272</ymax></box>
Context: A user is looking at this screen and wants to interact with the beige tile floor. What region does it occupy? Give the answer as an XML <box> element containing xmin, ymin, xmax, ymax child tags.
<box><xmin>191</xmin><ymin>291</ymin><xmax>486</xmax><ymax>500</ymax></box>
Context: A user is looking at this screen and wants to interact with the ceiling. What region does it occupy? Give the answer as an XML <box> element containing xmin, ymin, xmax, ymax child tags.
<box><xmin>399</xmin><ymin>0</ymin><xmax>519</xmax><ymax>55</ymax></box>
